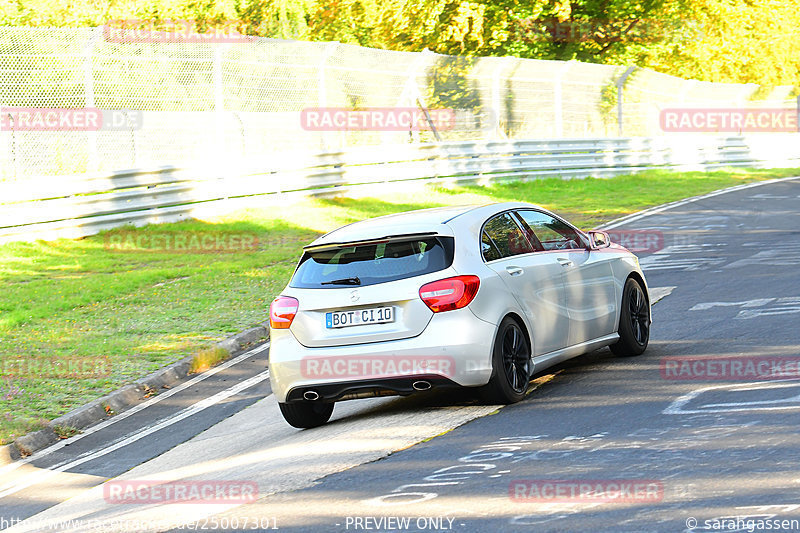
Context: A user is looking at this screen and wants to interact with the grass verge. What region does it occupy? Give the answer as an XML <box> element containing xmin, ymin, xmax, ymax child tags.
<box><xmin>1</xmin><ymin>166</ymin><xmax>797</xmax><ymax>444</ymax></box>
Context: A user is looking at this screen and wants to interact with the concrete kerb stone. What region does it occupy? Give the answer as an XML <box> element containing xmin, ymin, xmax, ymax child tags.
<box><xmin>5</xmin><ymin>321</ymin><xmax>270</xmax><ymax>463</ymax></box>
<box><xmin>0</xmin><ymin>443</ymin><xmax>15</xmax><ymax>466</ymax></box>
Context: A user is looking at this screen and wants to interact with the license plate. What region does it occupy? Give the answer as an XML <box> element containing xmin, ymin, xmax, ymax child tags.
<box><xmin>326</xmin><ymin>307</ymin><xmax>394</xmax><ymax>329</ymax></box>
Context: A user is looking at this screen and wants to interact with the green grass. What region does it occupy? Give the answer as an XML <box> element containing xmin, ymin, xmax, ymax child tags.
<box><xmin>190</xmin><ymin>346</ymin><xmax>233</xmax><ymax>374</ymax></box>
<box><xmin>0</xmin><ymin>166</ymin><xmax>797</xmax><ymax>444</ymax></box>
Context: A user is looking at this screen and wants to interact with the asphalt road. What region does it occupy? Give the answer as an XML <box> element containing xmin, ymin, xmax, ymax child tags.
<box><xmin>2</xmin><ymin>177</ymin><xmax>799</xmax><ymax>533</ymax></box>
<box><xmin>0</xmin><ymin>344</ymin><xmax>273</xmax><ymax>522</ymax></box>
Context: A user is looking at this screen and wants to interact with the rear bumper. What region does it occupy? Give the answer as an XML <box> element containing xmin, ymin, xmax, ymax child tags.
<box><xmin>285</xmin><ymin>375</ymin><xmax>463</xmax><ymax>403</ymax></box>
<box><xmin>268</xmin><ymin>308</ymin><xmax>496</xmax><ymax>403</ymax></box>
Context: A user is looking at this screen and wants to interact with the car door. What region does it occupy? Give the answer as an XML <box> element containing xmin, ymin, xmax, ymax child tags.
<box><xmin>481</xmin><ymin>211</ymin><xmax>570</xmax><ymax>356</ymax></box>
<box><xmin>515</xmin><ymin>209</ymin><xmax>617</xmax><ymax>347</ymax></box>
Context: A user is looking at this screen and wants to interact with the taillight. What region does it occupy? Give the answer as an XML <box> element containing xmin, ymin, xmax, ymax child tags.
<box><xmin>419</xmin><ymin>275</ymin><xmax>480</xmax><ymax>313</ymax></box>
<box><xmin>270</xmin><ymin>296</ymin><xmax>299</xmax><ymax>329</ymax></box>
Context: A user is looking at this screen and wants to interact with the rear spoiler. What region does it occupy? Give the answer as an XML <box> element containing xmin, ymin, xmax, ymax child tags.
<box><xmin>303</xmin><ymin>232</ymin><xmax>441</xmax><ymax>253</ymax></box>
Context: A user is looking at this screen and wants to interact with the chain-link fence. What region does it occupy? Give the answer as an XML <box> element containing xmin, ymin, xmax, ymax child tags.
<box><xmin>0</xmin><ymin>26</ymin><xmax>795</xmax><ymax>180</ymax></box>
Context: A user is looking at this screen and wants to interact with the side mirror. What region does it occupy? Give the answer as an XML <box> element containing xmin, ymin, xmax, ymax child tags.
<box><xmin>588</xmin><ymin>230</ymin><xmax>611</xmax><ymax>249</ymax></box>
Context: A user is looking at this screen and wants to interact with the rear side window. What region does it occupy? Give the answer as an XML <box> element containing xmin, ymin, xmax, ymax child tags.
<box><xmin>515</xmin><ymin>210</ymin><xmax>587</xmax><ymax>250</ymax></box>
<box><xmin>481</xmin><ymin>212</ymin><xmax>534</xmax><ymax>262</ymax></box>
<box><xmin>290</xmin><ymin>237</ymin><xmax>454</xmax><ymax>288</ymax></box>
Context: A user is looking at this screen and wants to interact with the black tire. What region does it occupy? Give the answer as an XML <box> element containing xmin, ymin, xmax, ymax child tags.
<box><xmin>480</xmin><ymin>317</ymin><xmax>532</xmax><ymax>404</ymax></box>
<box><xmin>278</xmin><ymin>401</ymin><xmax>334</xmax><ymax>429</ymax></box>
<box><xmin>610</xmin><ymin>277</ymin><xmax>650</xmax><ymax>357</ymax></box>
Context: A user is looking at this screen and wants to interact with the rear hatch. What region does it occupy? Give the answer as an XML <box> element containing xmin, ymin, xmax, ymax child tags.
<box><xmin>286</xmin><ymin>235</ymin><xmax>456</xmax><ymax>348</ymax></box>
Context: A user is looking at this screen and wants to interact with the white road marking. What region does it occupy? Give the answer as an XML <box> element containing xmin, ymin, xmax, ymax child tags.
<box><xmin>0</xmin><ymin>370</ymin><xmax>271</xmax><ymax>499</ymax></box>
<box><xmin>0</xmin><ymin>342</ymin><xmax>270</xmax><ymax>478</ymax></box>
<box><xmin>602</xmin><ymin>176</ymin><xmax>800</xmax><ymax>230</ymax></box>
<box><xmin>690</xmin><ymin>299</ymin><xmax>776</xmax><ymax>311</ymax></box>
<box><xmin>736</xmin><ymin>307</ymin><xmax>800</xmax><ymax>319</ymax></box>
<box><xmin>6</xmin><ymin>396</ymin><xmax>503</xmax><ymax>533</ymax></box>
<box><xmin>663</xmin><ymin>380</ymin><xmax>800</xmax><ymax>415</ymax></box>
<box><xmin>640</xmin><ymin>255</ymin><xmax>725</xmax><ymax>272</ymax></box>
<box><xmin>689</xmin><ymin>297</ymin><xmax>800</xmax><ymax>319</ymax></box>
<box><xmin>649</xmin><ymin>286</ymin><xmax>676</xmax><ymax>304</ymax></box>
<box><xmin>725</xmin><ymin>243</ymin><xmax>800</xmax><ymax>269</ymax></box>
<box><xmin>604</xmin><ymin>180</ymin><xmax>800</xmax><ymax>272</ymax></box>
<box><xmin>637</xmin><ymin>244</ymin><xmax>729</xmax><ymax>272</ymax></box>
<box><xmin>660</xmin><ymin>243</ymin><xmax>727</xmax><ymax>252</ymax></box>
<box><xmin>702</xmin><ymin>394</ymin><xmax>800</xmax><ymax>408</ymax></box>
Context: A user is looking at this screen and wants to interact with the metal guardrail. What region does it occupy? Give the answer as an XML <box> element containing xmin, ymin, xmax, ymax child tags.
<box><xmin>2</xmin><ymin>135</ymin><xmax>799</xmax><ymax>243</ymax></box>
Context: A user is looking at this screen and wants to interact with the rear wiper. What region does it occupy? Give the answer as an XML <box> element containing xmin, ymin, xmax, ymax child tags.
<box><xmin>321</xmin><ymin>277</ymin><xmax>361</xmax><ymax>286</ymax></box>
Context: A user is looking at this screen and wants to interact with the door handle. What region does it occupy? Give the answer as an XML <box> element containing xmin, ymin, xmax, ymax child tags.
<box><xmin>506</xmin><ymin>266</ymin><xmax>524</xmax><ymax>276</ymax></box>
<box><xmin>557</xmin><ymin>257</ymin><xmax>574</xmax><ymax>267</ymax></box>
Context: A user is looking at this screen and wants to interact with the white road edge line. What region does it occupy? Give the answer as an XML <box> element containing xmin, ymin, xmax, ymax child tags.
<box><xmin>601</xmin><ymin>176</ymin><xmax>800</xmax><ymax>230</ymax></box>
<box><xmin>649</xmin><ymin>286</ymin><xmax>676</xmax><ymax>304</ymax></box>
<box><xmin>0</xmin><ymin>369</ymin><xmax>271</xmax><ymax>499</ymax></box>
<box><xmin>662</xmin><ymin>379</ymin><xmax>800</xmax><ymax>415</ymax></box>
<box><xmin>0</xmin><ymin>342</ymin><xmax>270</xmax><ymax>477</ymax></box>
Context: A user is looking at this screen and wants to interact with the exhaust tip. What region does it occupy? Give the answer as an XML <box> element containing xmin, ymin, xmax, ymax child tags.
<box><xmin>412</xmin><ymin>380</ymin><xmax>432</xmax><ymax>391</ymax></box>
<box><xmin>303</xmin><ymin>390</ymin><xmax>320</xmax><ymax>401</ymax></box>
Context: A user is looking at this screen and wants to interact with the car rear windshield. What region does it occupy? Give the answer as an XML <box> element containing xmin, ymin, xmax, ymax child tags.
<box><xmin>290</xmin><ymin>236</ymin><xmax>454</xmax><ymax>288</ymax></box>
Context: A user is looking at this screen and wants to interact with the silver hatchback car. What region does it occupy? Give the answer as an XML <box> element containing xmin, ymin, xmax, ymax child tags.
<box><xmin>269</xmin><ymin>202</ymin><xmax>650</xmax><ymax>428</ymax></box>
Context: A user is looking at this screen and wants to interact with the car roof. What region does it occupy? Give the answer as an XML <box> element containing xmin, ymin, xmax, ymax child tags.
<box><xmin>306</xmin><ymin>202</ymin><xmax>547</xmax><ymax>249</ymax></box>
<box><xmin>448</xmin><ymin>201</ymin><xmax>549</xmax><ymax>229</ymax></box>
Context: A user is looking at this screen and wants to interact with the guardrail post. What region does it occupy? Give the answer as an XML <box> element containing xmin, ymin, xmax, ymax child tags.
<box><xmin>616</xmin><ymin>66</ymin><xmax>636</xmax><ymax>137</ymax></box>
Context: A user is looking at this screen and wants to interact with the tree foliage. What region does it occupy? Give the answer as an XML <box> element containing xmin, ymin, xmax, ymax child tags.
<box><xmin>1</xmin><ymin>0</ymin><xmax>797</xmax><ymax>87</ymax></box>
